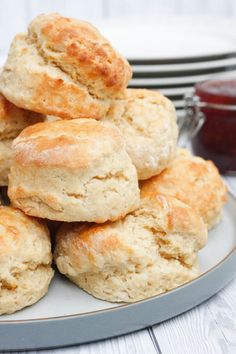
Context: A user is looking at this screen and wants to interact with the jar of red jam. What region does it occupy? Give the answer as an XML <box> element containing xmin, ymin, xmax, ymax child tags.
<box><xmin>184</xmin><ymin>80</ymin><xmax>236</xmax><ymax>174</ymax></box>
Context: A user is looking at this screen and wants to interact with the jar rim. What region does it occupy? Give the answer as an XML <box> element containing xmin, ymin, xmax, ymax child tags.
<box><xmin>195</xmin><ymin>80</ymin><xmax>236</xmax><ymax>106</ymax></box>
<box><xmin>185</xmin><ymin>93</ymin><xmax>236</xmax><ymax>111</ymax></box>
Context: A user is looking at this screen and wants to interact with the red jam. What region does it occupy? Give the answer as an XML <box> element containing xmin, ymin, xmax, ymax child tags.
<box><xmin>192</xmin><ymin>80</ymin><xmax>236</xmax><ymax>174</ymax></box>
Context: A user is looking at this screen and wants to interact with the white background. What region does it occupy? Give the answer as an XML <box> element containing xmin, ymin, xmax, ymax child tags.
<box><xmin>1</xmin><ymin>0</ymin><xmax>236</xmax><ymax>56</ymax></box>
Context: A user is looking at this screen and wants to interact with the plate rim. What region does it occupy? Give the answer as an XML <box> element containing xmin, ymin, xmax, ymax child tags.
<box><xmin>98</xmin><ymin>16</ymin><xmax>236</xmax><ymax>61</ymax></box>
<box><xmin>1</xmin><ymin>247</ymin><xmax>235</xmax><ymax>325</ymax></box>
<box><xmin>128</xmin><ymin>52</ymin><xmax>236</xmax><ymax>64</ymax></box>
<box><xmin>131</xmin><ymin>57</ymin><xmax>236</xmax><ymax>73</ymax></box>
<box><xmin>129</xmin><ymin>69</ymin><xmax>236</xmax><ymax>86</ymax></box>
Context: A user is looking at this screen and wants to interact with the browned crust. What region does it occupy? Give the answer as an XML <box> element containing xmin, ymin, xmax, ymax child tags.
<box><xmin>0</xmin><ymin>34</ymin><xmax>111</xmax><ymax>119</ymax></box>
<box><xmin>12</xmin><ymin>119</ymin><xmax>123</xmax><ymax>168</ymax></box>
<box><xmin>4</xmin><ymin>70</ymin><xmax>109</xmax><ymax>120</ymax></box>
<box><xmin>55</xmin><ymin>193</ymin><xmax>207</xmax><ymax>267</ymax></box>
<box><xmin>28</xmin><ymin>13</ymin><xmax>132</xmax><ymax>98</ymax></box>
<box><xmin>0</xmin><ymin>93</ymin><xmax>44</xmax><ymax>135</ymax></box>
<box><xmin>141</xmin><ymin>149</ymin><xmax>227</xmax><ymax>227</ymax></box>
<box><xmin>0</xmin><ymin>206</ymin><xmax>49</xmax><ymax>255</ymax></box>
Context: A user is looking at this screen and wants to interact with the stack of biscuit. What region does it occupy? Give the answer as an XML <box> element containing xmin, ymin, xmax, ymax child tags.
<box><xmin>0</xmin><ymin>13</ymin><xmax>227</xmax><ymax>314</ymax></box>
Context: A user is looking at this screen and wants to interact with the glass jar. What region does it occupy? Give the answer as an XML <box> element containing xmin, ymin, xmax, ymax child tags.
<box><xmin>184</xmin><ymin>80</ymin><xmax>236</xmax><ymax>174</ymax></box>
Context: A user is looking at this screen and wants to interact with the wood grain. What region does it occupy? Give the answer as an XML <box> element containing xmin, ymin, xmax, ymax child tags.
<box><xmin>207</xmin><ymin>278</ymin><xmax>236</xmax><ymax>350</ymax></box>
<box><xmin>152</xmin><ymin>286</ymin><xmax>235</xmax><ymax>354</ymax></box>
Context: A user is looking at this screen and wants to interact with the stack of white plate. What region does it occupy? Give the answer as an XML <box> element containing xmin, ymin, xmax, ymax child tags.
<box><xmin>100</xmin><ymin>16</ymin><xmax>236</xmax><ymax>116</ymax></box>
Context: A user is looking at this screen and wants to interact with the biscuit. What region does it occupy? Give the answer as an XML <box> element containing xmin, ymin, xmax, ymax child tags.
<box><xmin>0</xmin><ymin>14</ymin><xmax>132</xmax><ymax>119</ymax></box>
<box><xmin>55</xmin><ymin>194</ymin><xmax>207</xmax><ymax>302</ymax></box>
<box><xmin>0</xmin><ymin>93</ymin><xmax>44</xmax><ymax>139</ymax></box>
<box><xmin>141</xmin><ymin>148</ymin><xmax>227</xmax><ymax>229</ymax></box>
<box><xmin>0</xmin><ymin>34</ymin><xmax>109</xmax><ymax>120</ymax></box>
<box><xmin>0</xmin><ymin>139</ymin><xmax>13</xmax><ymax>186</ymax></box>
<box><xmin>0</xmin><ymin>206</ymin><xmax>54</xmax><ymax>315</ymax></box>
<box><xmin>0</xmin><ymin>93</ymin><xmax>43</xmax><ymax>186</ymax></box>
<box><xmin>28</xmin><ymin>13</ymin><xmax>132</xmax><ymax>99</ymax></box>
<box><xmin>8</xmin><ymin>119</ymin><xmax>140</xmax><ymax>222</ymax></box>
<box><xmin>104</xmin><ymin>89</ymin><xmax>178</xmax><ymax>180</ymax></box>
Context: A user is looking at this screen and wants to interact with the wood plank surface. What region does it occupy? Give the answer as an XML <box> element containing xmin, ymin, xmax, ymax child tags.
<box><xmin>153</xmin><ymin>279</ymin><xmax>236</xmax><ymax>354</ymax></box>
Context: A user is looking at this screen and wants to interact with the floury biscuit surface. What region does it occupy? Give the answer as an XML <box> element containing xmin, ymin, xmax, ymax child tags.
<box><xmin>0</xmin><ymin>206</ymin><xmax>54</xmax><ymax>315</ymax></box>
<box><xmin>8</xmin><ymin>119</ymin><xmax>140</xmax><ymax>222</ymax></box>
<box><xmin>55</xmin><ymin>193</ymin><xmax>207</xmax><ymax>302</ymax></box>
<box><xmin>0</xmin><ymin>13</ymin><xmax>132</xmax><ymax>119</ymax></box>
<box><xmin>104</xmin><ymin>89</ymin><xmax>178</xmax><ymax>180</ymax></box>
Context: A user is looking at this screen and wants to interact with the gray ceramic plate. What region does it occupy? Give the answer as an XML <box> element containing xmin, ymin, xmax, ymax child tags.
<box><xmin>1</xmin><ymin>193</ymin><xmax>236</xmax><ymax>351</ymax></box>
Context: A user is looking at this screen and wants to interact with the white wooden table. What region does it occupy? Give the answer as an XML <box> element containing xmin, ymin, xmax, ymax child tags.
<box><xmin>12</xmin><ymin>176</ymin><xmax>235</xmax><ymax>354</ymax></box>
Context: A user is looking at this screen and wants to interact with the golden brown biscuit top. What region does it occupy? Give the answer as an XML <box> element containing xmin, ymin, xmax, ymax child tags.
<box><xmin>59</xmin><ymin>193</ymin><xmax>207</xmax><ymax>242</ymax></box>
<box><xmin>13</xmin><ymin>118</ymin><xmax>125</xmax><ymax>169</ymax></box>
<box><xmin>141</xmin><ymin>148</ymin><xmax>227</xmax><ymax>221</ymax></box>
<box><xmin>0</xmin><ymin>206</ymin><xmax>50</xmax><ymax>257</ymax></box>
<box><xmin>28</xmin><ymin>13</ymin><xmax>132</xmax><ymax>98</ymax></box>
<box><xmin>140</xmin><ymin>193</ymin><xmax>206</xmax><ymax>242</ymax></box>
<box><xmin>0</xmin><ymin>93</ymin><xmax>43</xmax><ymax>138</ymax></box>
<box><xmin>56</xmin><ymin>193</ymin><xmax>207</xmax><ymax>273</ymax></box>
